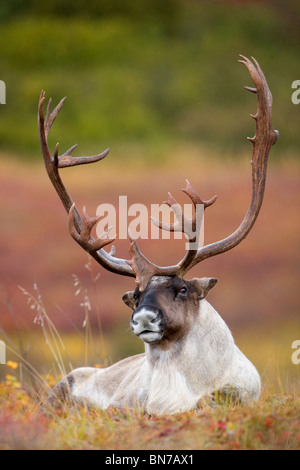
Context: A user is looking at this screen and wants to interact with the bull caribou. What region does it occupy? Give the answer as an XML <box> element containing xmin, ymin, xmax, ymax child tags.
<box><xmin>39</xmin><ymin>56</ymin><xmax>278</xmax><ymax>414</ymax></box>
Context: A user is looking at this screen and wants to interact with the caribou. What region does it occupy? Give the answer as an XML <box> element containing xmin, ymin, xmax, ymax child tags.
<box><xmin>39</xmin><ymin>56</ymin><xmax>278</xmax><ymax>414</ymax></box>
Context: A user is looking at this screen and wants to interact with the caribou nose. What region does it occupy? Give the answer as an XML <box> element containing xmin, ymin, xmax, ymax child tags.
<box><xmin>131</xmin><ymin>307</ymin><xmax>162</xmax><ymax>335</ymax></box>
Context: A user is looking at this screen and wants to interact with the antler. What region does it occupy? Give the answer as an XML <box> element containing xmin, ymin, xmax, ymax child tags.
<box><xmin>186</xmin><ymin>55</ymin><xmax>279</xmax><ymax>268</ymax></box>
<box><xmin>39</xmin><ymin>55</ymin><xmax>278</xmax><ymax>291</ymax></box>
<box><xmin>127</xmin><ymin>56</ymin><xmax>278</xmax><ymax>288</ymax></box>
<box><xmin>38</xmin><ymin>90</ymin><xmax>135</xmax><ymax>277</ymax></box>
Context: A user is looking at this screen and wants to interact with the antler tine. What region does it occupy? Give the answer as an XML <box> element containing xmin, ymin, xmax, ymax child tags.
<box><xmin>151</xmin><ymin>180</ymin><xmax>216</xmax><ymax>237</ymax></box>
<box><xmin>44</xmin><ymin>94</ymin><xmax>67</xmax><ymax>143</ymax></box>
<box><xmin>150</xmin><ymin>192</ymin><xmax>185</xmax><ymax>234</ymax></box>
<box><xmin>68</xmin><ymin>203</ymin><xmax>115</xmax><ymax>253</ymax></box>
<box><xmin>38</xmin><ymin>91</ymin><xmax>135</xmax><ymax>278</ymax></box>
<box><xmin>182</xmin><ymin>179</ymin><xmax>217</xmax><ymax>209</ymax></box>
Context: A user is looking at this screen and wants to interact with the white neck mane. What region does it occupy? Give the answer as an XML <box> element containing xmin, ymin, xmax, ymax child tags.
<box><xmin>143</xmin><ymin>300</ymin><xmax>236</xmax><ymax>413</ymax></box>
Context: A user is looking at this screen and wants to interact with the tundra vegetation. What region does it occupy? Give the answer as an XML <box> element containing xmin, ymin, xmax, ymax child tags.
<box><xmin>0</xmin><ymin>341</ymin><xmax>299</xmax><ymax>450</ymax></box>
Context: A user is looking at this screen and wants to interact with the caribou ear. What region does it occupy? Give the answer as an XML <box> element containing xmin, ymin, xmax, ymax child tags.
<box><xmin>122</xmin><ymin>291</ymin><xmax>136</xmax><ymax>310</ymax></box>
<box><xmin>190</xmin><ymin>277</ymin><xmax>218</xmax><ymax>299</ymax></box>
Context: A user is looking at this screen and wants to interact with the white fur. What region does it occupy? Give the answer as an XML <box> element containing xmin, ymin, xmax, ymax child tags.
<box><xmin>51</xmin><ymin>299</ymin><xmax>260</xmax><ymax>414</ymax></box>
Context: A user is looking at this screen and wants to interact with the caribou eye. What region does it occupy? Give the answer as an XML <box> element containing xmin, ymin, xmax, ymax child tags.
<box><xmin>176</xmin><ymin>286</ymin><xmax>188</xmax><ymax>300</ymax></box>
<box><xmin>172</xmin><ymin>280</ymin><xmax>188</xmax><ymax>300</ymax></box>
<box><xmin>133</xmin><ymin>288</ymin><xmax>140</xmax><ymax>302</ymax></box>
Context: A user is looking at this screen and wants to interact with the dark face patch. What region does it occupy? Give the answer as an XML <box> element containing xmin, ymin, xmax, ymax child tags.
<box><xmin>131</xmin><ymin>277</ymin><xmax>195</xmax><ymax>308</ymax></box>
<box><xmin>149</xmin><ymin>277</ymin><xmax>200</xmax><ymax>344</ymax></box>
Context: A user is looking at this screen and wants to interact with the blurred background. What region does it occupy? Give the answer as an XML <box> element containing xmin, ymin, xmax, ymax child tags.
<box><xmin>0</xmin><ymin>0</ymin><xmax>299</xmax><ymax>391</ymax></box>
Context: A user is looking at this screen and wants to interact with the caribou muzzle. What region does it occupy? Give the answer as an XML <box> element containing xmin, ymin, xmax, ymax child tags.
<box><xmin>130</xmin><ymin>304</ymin><xmax>167</xmax><ymax>343</ymax></box>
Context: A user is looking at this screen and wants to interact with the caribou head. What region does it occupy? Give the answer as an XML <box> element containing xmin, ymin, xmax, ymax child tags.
<box><xmin>40</xmin><ymin>56</ymin><xmax>278</xmax><ymax>414</ymax></box>
<box><xmin>124</xmin><ymin>276</ymin><xmax>217</xmax><ymax>346</ymax></box>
